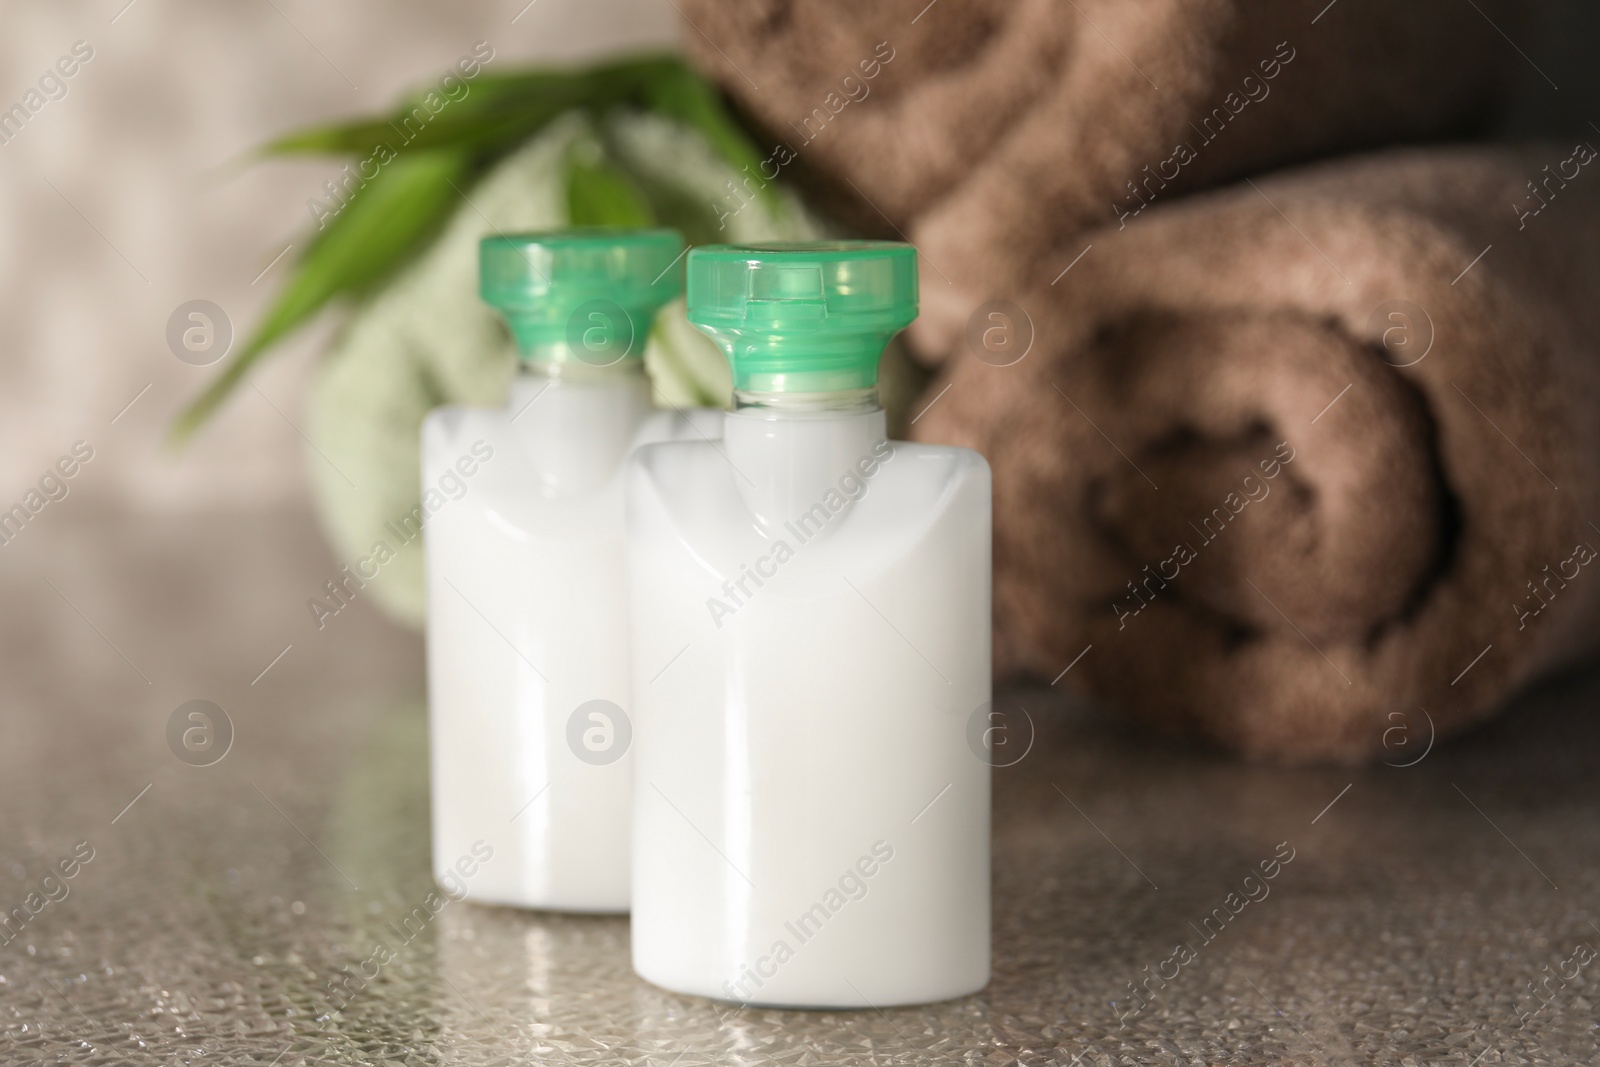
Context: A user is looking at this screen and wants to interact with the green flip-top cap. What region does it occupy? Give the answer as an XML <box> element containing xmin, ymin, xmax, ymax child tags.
<box><xmin>479</xmin><ymin>228</ymin><xmax>684</xmax><ymax>363</ymax></box>
<box><xmin>687</xmin><ymin>241</ymin><xmax>918</xmax><ymax>393</ymax></box>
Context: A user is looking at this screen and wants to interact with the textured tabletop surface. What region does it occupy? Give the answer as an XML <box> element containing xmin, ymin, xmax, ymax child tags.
<box><xmin>1</xmin><ymin>512</ymin><xmax>1597</xmax><ymax>1066</ymax></box>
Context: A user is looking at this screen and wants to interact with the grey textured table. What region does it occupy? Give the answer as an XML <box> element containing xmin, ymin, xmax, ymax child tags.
<box><xmin>2</xmin><ymin>512</ymin><xmax>1596</xmax><ymax>1065</ymax></box>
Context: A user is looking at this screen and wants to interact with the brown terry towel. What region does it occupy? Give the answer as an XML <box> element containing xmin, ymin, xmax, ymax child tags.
<box><xmin>912</xmin><ymin>145</ymin><xmax>1600</xmax><ymax>763</ymax></box>
<box><xmin>677</xmin><ymin>0</ymin><xmax>1528</xmax><ymax>357</ymax></box>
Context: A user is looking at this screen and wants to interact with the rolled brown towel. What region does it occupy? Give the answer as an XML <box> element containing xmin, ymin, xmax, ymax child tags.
<box><xmin>910</xmin><ymin>145</ymin><xmax>1600</xmax><ymax>763</ymax></box>
<box><xmin>677</xmin><ymin>0</ymin><xmax>1528</xmax><ymax>357</ymax></box>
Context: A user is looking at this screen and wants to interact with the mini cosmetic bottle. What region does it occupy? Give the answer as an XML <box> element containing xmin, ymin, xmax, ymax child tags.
<box><xmin>424</xmin><ymin>229</ymin><xmax>717</xmax><ymax>911</ymax></box>
<box><xmin>627</xmin><ymin>242</ymin><xmax>991</xmax><ymax>1006</ymax></box>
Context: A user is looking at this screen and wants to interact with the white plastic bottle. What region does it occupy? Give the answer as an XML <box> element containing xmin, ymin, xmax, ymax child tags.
<box><xmin>628</xmin><ymin>242</ymin><xmax>991</xmax><ymax>1007</ymax></box>
<box><xmin>424</xmin><ymin>230</ymin><xmax>717</xmax><ymax>912</ymax></box>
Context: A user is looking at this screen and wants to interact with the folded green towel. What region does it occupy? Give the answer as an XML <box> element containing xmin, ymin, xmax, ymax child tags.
<box><xmin>303</xmin><ymin>110</ymin><xmax>821</xmax><ymax>626</ymax></box>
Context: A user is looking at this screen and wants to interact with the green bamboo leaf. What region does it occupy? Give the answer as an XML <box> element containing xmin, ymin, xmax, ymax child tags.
<box><xmin>600</xmin><ymin>137</ymin><xmax>728</xmax><ymax>246</ymax></box>
<box><xmin>175</xmin><ymin>54</ymin><xmax>778</xmax><ymax>442</ymax></box>
<box><xmin>261</xmin><ymin>56</ymin><xmax>683</xmax><ymax>160</ymax></box>
<box><xmin>261</xmin><ymin>70</ymin><xmax>590</xmax><ymax>152</ymax></box>
<box><xmin>640</xmin><ymin>62</ymin><xmax>778</xmax><ymax>207</ymax></box>
<box><xmin>171</xmin><ymin>150</ymin><xmax>468</xmax><ymax>443</ymax></box>
<box><xmin>565</xmin><ymin>148</ymin><xmax>654</xmax><ymax>227</ymax></box>
<box><xmin>265</xmin><ymin>89</ymin><xmax>587</xmax><ymax>158</ymax></box>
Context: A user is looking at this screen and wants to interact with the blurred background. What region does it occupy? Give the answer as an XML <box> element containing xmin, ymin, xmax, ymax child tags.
<box><xmin>4</xmin><ymin>4</ymin><xmax>1600</xmax><ymax>1064</ymax></box>
<box><xmin>0</xmin><ymin>0</ymin><xmax>681</xmax><ymax>513</ymax></box>
<box><xmin>0</xmin><ymin>0</ymin><xmax>1595</xmax><ymax>518</ymax></box>
<box><xmin>0</xmin><ymin>0</ymin><xmax>1587</xmax><ymax>515</ymax></box>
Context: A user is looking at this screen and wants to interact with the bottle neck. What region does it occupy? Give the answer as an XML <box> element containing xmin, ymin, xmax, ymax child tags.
<box><xmin>516</xmin><ymin>341</ymin><xmax>647</xmax><ymax>386</ymax></box>
<box><xmin>724</xmin><ymin>388</ymin><xmax>889</xmax><ymax>536</ymax></box>
<box><xmin>505</xmin><ymin>345</ymin><xmax>653</xmax><ymax>495</ymax></box>
<box><xmin>732</xmin><ymin>385</ymin><xmax>881</xmax><ymax>417</ymax></box>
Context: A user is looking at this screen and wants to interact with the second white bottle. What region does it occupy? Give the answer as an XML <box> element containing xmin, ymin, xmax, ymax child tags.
<box><xmin>628</xmin><ymin>242</ymin><xmax>992</xmax><ymax>1007</ymax></box>
<box><xmin>425</xmin><ymin>229</ymin><xmax>716</xmax><ymax>912</ymax></box>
